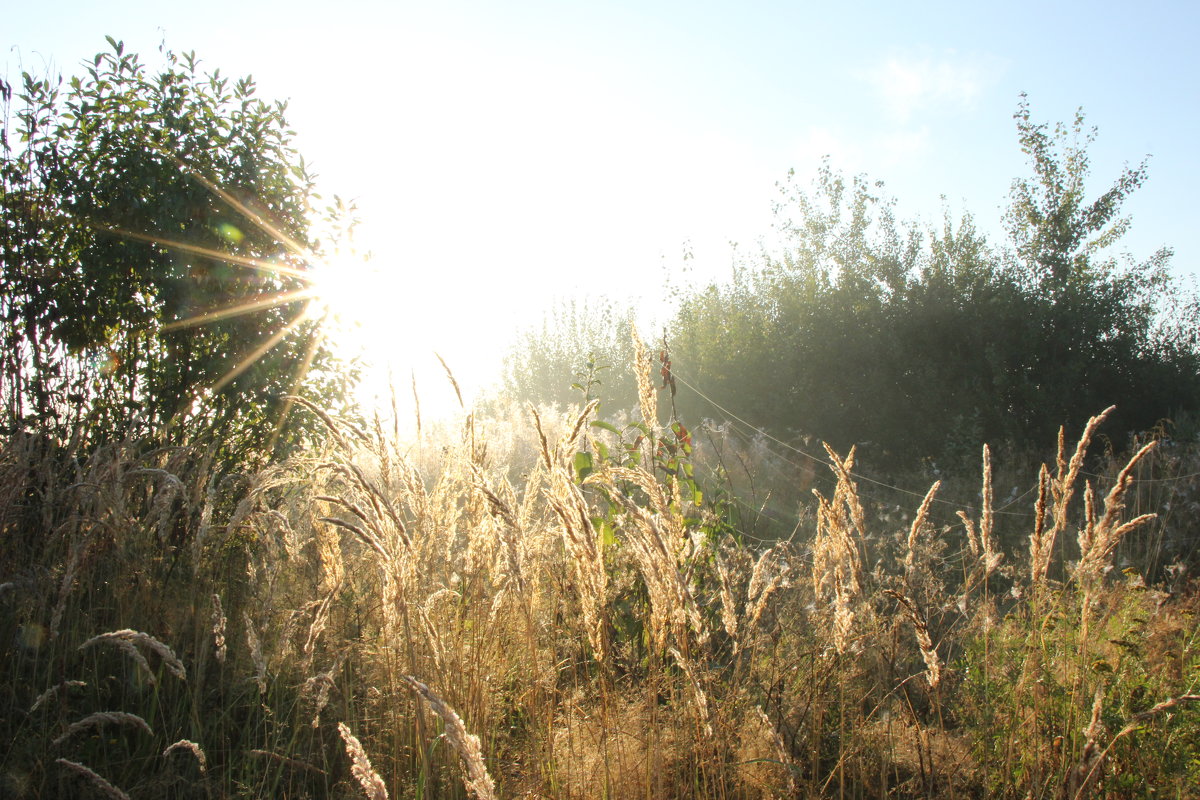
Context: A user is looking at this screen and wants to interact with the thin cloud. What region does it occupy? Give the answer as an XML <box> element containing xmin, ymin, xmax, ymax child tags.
<box><xmin>877</xmin><ymin>126</ymin><xmax>932</xmax><ymax>164</ymax></box>
<box><xmin>866</xmin><ymin>53</ymin><xmax>1000</xmax><ymax>122</ymax></box>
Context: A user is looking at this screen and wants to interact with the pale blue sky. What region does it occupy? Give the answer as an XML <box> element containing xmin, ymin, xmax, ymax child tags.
<box><xmin>7</xmin><ymin>1</ymin><xmax>1198</xmax><ymax>407</ymax></box>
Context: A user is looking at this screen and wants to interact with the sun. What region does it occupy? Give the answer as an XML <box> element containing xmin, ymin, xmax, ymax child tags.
<box><xmin>98</xmin><ymin>166</ymin><xmax>391</xmax><ymax>435</ymax></box>
<box><xmin>117</xmin><ymin>161</ymin><xmax>482</xmax><ymax>437</ymax></box>
<box><xmin>304</xmin><ymin>249</ymin><xmax>474</xmax><ymax>423</ymax></box>
<box><xmin>305</xmin><ymin>253</ymin><xmax>404</xmax><ymax>385</ymax></box>
<box><xmin>305</xmin><ymin>252</ymin><xmax>391</xmax><ymax>345</ymax></box>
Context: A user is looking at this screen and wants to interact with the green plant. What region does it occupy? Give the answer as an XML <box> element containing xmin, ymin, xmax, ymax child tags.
<box><xmin>1</xmin><ymin>39</ymin><xmax>354</xmax><ymax>465</ymax></box>
<box><xmin>668</xmin><ymin>102</ymin><xmax>1200</xmax><ymax>469</ymax></box>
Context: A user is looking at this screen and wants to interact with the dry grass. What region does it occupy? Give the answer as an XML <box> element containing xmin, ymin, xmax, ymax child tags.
<box><xmin>54</xmin><ymin>758</ymin><xmax>131</xmax><ymax>800</ymax></box>
<box><xmin>2</xmin><ymin>345</ymin><xmax>1199</xmax><ymax>799</ymax></box>
<box><xmin>51</xmin><ymin>710</ymin><xmax>153</xmax><ymax>747</ymax></box>
<box><xmin>338</xmin><ymin>722</ymin><xmax>389</xmax><ymax>800</ymax></box>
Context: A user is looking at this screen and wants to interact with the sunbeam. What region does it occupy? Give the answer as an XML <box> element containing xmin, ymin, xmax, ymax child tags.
<box><xmin>209</xmin><ymin>313</ymin><xmax>313</xmax><ymax>394</ymax></box>
<box><xmin>159</xmin><ymin>288</ymin><xmax>314</xmax><ymax>331</ymax></box>
<box><xmin>85</xmin><ymin>155</ymin><xmax>359</xmax><ymax>442</ymax></box>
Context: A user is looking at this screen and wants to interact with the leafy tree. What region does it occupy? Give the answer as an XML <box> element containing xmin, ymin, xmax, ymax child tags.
<box><xmin>498</xmin><ymin>297</ymin><xmax>641</xmax><ymax>415</ymax></box>
<box><xmin>999</xmin><ymin>95</ymin><xmax>1189</xmax><ymax>444</ymax></box>
<box><xmin>0</xmin><ymin>38</ymin><xmax>353</xmax><ymax>462</ymax></box>
<box><xmin>669</xmin><ymin>164</ymin><xmax>925</xmax><ymax>459</ymax></box>
<box><xmin>668</xmin><ymin>101</ymin><xmax>1200</xmax><ymax>467</ymax></box>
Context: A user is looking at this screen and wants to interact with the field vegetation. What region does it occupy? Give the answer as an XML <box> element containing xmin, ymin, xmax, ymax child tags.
<box><xmin>3</xmin><ymin>40</ymin><xmax>1200</xmax><ymax>799</ymax></box>
<box><xmin>3</xmin><ymin>361</ymin><xmax>1199</xmax><ymax>798</ymax></box>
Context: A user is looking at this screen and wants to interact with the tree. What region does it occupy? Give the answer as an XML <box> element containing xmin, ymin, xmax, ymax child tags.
<box><xmin>669</xmin><ymin>163</ymin><xmax>930</xmax><ymax>460</ymax></box>
<box><xmin>0</xmin><ymin>38</ymin><xmax>352</xmax><ymax>462</ymax></box>
<box><xmin>1000</xmin><ymin>94</ymin><xmax>1187</xmax><ymax>444</ymax></box>
<box><xmin>667</xmin><ymin>101</ymin><xmax>1199</xmax><ymax>467</ymax></box>
<box><xmin>498</xmin><ymin>297</ymin><xmax>641</xmax><ymax>415</ymax></box>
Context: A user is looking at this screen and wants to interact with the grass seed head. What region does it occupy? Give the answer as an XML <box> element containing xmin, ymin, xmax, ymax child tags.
<box><xmin>211</xmin><ymin>594</ymin><xmax>227</xmax><ymax>664</ymax></box>
<box><xmin>338</xmin><ymin>722</ymin><xmax>388</xmax><ymax>800</ymax></box>
<box><xmin>401</xmin><ymin>677</ymin><xmax>498</xmax><ymax>800</ymax></box>
<box><xmin>55</xmin><ymin>759</ymin><xmax>131</xmax><ymax>800</ymax></box>
<box><xmin>78</xmin><ymin>629</ymin><xmax>185</xmax><ymax>682</ymax></box>
<box><xmin>53</xmin><ymin>711</ymin><xmax>153</xmax><ymax>746</ymax></box>
<box><xmin>163</xmin><ymin>739</ymin><xmax>208</xmax><ymax>773</ymax></box>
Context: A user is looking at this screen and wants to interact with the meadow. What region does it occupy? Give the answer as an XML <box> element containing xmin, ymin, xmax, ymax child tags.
<box><xmin>2</xmin><ymin>332</ymin><xmax>1198</xmax><ymax>800</ymax></box>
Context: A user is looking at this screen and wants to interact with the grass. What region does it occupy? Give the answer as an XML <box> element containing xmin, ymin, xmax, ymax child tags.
<box><xmin>2</xmin><ymin>348</ymin><xmax>1199</xmax><ymax>798</ymax></box>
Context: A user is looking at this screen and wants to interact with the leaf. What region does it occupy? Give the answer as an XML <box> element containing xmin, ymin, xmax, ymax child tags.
<box><xmin>573</xmin><ymin>451</ymin><xmax>594</xmax><ymax>482</ymax></box>
<box><xmin>590</xmin><ymin>420</ymin><xmax>621</xmax><ymax>436</ymax></box>
<box><xmin>598</xmin><ymin>518</ymin><xmax>616</xmax><ymax>548</ymax></box>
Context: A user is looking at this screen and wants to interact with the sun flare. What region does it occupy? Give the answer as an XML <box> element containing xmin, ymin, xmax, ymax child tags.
<box><xmin>304</xmin><ymin>249</ymin><xmax>473</xmax><ymax>422</ymax></box>
<box><xmin>123</xmin><ymin>160</ymin><xmax>483</xmax><ymax>436</ymax></box>
<box><xmin>306</xmin><ymin>253</ymin><xmax>389</xmax><ymax>341</ymax></box>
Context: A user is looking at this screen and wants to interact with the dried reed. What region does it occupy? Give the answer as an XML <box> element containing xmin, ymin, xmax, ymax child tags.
<box><xmin>742</xmin><ymin>544</ymin><xmax>788</xmax><ymax>651</ymax></box>
<box><xmin>29</xmin><ymin>680</ymin><xmax>86</xmax><ymax>713</ymax></box>
<box><xmin>244</xmin><ymin>612</ymin><xmax>267</xmax><ymax>695</ymax></box>
<box><xmin>401</xmin><ymin>676</ymin><xmax>498</xmax><ymax>800</ymax></box>
<box><xmin>162</xmin><ymin>739</ymin><xmax>208</xmax><ymax>773</ymax></box>
<box><xmin>904</xmin><ymin>480</ymin><xmax>941</xmax><ymax>578</ymax></box>
<box><xmin>78</xmin><ymin>629</ymin><xmax>186</xmax><ymax>681</ymax></box>
<box><xmin>631</xmin><ymin>324</ymin><xmax>658</xmax><ymax>434</ymax></box>
<box><xmin>884</xmin><ymin>590</ymin><xmax>942</xmax><ymax>688</ymax></box>
<box><xmin>1065</xmin><ymin>683</ymin><xmax>1107</xmax><ymax>799</ymax></box>
<box><xmin>211</xmin><ymin>593</ymin><xmax>227</xmax><ymax>664</ymax></box>
<box><xmin>1076</xmin><ymin>439</ymin><xmax>1159</xmax><ymax>584</ymax></box>
<box><xmin>537</xmin><ymin>400</ymin><xmax>609</xmax><ymax>662</ymax></box>
<box><xmin>52</xmin><ymin>711</ymin><xmax>153</xmax><ymax>746</ymax></box>
<box><xmin>812</xmin><ymin>445</ymin><xmax>867</xmax><ymax>654</ymax></box>
<box><xmin>338</xmin><ymin>722</ymin><xmax>389</xmax><ymax>800</ymax></box>
<box><xmin>1030</xmin><ymin>407</ymin><xmax>1113</xmax><ymax>583</ymax></box>
<box><xmin>55</xmin><ymin>759</ymin><xmax>131</xmax><ymax>800</ymax></box>
<box><xmin>597</xmin><ymin>465</ymin><xmax>709</xmax><ymax>653</ymax></box>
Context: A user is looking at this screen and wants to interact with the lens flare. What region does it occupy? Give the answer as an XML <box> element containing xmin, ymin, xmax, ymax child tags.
<box><xmin>90</xmin><ymin>159</ymin><xmax>358</xmax><ymax>445</ymax></box>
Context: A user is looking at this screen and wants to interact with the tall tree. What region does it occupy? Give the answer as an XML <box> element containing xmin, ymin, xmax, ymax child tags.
<box><xmin>1</xmin><ymin>39</ymin><xmax>352</xmax><ymax>462</ymax></box>
<box><xmin>1001</xmin><ymin>94</ymin><xmax>1183</xmax><ymax>443</ymax></box>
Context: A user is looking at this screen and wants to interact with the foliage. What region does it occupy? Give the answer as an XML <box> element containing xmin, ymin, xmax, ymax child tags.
<box><xmin>3</xmin><ymin>35</ymin><xmax>1199</xmax><ymax>796</ymax></box>
<box><xmin>0</xmin><ymin>38</ymin><xmax>352</xmax><ymax>464</ymax></box>
<box><xmin>3</xmin><ymin>365</ymin><xmax>1198</xmax><ymax>799</ymax></box>
<box><xmin>668</xmin><ymin>101</ymin><xmax>1200</xmax><ymax>467</ymax></box>
<box><xmin>498</xmin><ymin>297</ymin><xmax>641</xmax><ymax>416</ymax></box>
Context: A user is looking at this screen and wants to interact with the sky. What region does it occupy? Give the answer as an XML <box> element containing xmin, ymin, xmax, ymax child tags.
<box><xmin>7</xmin><ymin>0</ymin><xmax>1199</xmax><ymax>417</ymax></box>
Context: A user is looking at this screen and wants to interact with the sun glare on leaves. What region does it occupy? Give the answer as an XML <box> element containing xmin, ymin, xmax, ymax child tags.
<box><xmin>100</xmin><ymin>163</ymin><xmax>374</xmax><ymax>447</ymax></box>
<box><xmin>128</xmin><ymin>160</ymin><xmax>478</xmax><ymax>441</ymax></box>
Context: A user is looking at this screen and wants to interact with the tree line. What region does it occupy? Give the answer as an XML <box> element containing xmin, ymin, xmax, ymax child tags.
<box><xmin>504</xmin><ymin>98</ymin><xmax>1200</xmax><ymax>467</ymax></box>
<box><xmin>3</xmin><ymin>38</ymin><xmax>1196</xmax><ymax>470</ymax></box>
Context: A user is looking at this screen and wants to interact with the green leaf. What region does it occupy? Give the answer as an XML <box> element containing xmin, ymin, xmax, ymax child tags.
<box><xmin>590</xmin><ymin>420</ymin><xmax>621</xmax><ymax>435</ymax></box>
<box><xmin>598</xmin><ymin>518</ymin><xmax>616</xmax><ymax>548</ymax></box>
<box><xmin>573</xmin><ymin>451</ymin><xmax>594</xmax><ymax>482</ymax></box>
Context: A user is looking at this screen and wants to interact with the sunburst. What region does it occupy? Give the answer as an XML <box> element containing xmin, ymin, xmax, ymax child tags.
<box><xmin>93</xmin><ymin>163</ymin><xmax>365</xmax><ymax>448</ymax></box>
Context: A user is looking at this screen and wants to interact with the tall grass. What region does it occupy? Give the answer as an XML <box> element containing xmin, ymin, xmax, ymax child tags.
<box><xmin>1</xmin><ymin>345</ymin><xmax>1198</xmax><ymax>798</ymax></box>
